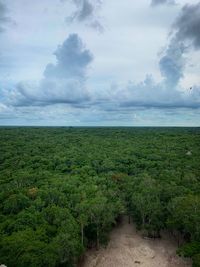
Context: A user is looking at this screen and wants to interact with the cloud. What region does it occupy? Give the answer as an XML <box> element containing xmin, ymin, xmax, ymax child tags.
<box><xmin>116</xmin><ymin>2</ymin><xmax>200</xmax><ymax>110</ymax></box>
<box><xmin>173</xmin><ymin>3</ymin><xmax>200</xmax><ymax>49</ymax></box>
<box><xmin>6</xmin><ymin>34</ymin><xmax>93</xmax><ymax>106</ymax></box>
<box><xmin>9</xmin><ymin>79</ymin><xmax>90</xmax><ymax>107</ymax></box>
<box><xmin>44</xmin><ymin>34</ymin><xmax>93</xmax><ymax>79</ymax></box>
<box><xmin>159</xmin><ymin>40</ymin><xmax>185</xmax><ymax>87</ymax></box>
<box><xmin>96</xmin><ymin>1</ymin><xmax>200</xmax><ymax>111</ymax></box>
<box><xmin>0</xmin><ymin>0</ymin><xmax>11</xmax><ymax>32</ymax></box>
<box><xmin>151</xmin><ymin>0</ymin><xmax>176</xmax><ymax>6</ymax></box>
<box><xmin>102</xmin><ymin>75</ymin><xmax>200</xmax><ymax>110</ymax></box>
<box><xmin>158</xmin><ymin>2</ymin><xmax>200</xmax><ymax>89</ymax></box>
<box><xmin>71</xmin><ymin>0</ymin><xmax>95</xmax><ymax>21</ymax></box>
<box><xmin>101</xmin><ymin>2</ymin><xmax>200</xmax><ymax>111</ymax></box>
<box><xmin>1</xmin><ymin>1</ymin><xmax>200</xmax><ymax>127</ymax></box>
<box><xmin>65</xmin><ymin>0</ymin><xmax>103</xmax><ymax>32</ymax></box>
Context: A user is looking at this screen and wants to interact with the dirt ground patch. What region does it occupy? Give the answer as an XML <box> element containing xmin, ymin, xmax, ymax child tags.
<box><xmin>80</xmin><ymin>216</ymin><xmax>192</xmax><ymax>267</ymax></box>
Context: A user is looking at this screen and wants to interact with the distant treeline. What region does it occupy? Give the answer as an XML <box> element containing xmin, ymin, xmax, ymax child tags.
<box><xmin>0</xmin><ymin>127</ymin><xmax>199</xmax><ymax>267</ymax></box>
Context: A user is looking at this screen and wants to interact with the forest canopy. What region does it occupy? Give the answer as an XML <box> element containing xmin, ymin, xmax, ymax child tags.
<box><xmin>0</xmin><ymin>127</ymin><xmax>199</xmax><ymax>267</ymax></box>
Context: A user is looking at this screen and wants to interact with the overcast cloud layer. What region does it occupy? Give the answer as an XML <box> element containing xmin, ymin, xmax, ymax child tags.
<box><xmin>0</xmin><ymin>0</ymin><xmax>200</xmax><ymax>126</ymax></box>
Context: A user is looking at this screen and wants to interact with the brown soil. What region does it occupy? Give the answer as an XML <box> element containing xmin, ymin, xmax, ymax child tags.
<box><xmin>80</xmin><ymin>216</ymin><xmax>192</xmax><ymax>267</ymax></box>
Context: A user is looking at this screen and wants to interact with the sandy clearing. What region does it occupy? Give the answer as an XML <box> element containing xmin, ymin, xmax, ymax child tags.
<box><xmin>80</xmin><ymin>216</ymin><xmax>192</xmax><ymax>267</ymax></box>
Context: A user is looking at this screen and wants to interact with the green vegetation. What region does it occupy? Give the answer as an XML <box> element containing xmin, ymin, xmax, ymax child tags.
<box><xmin>0</xmin><ymin>127</ymin><xmax>199</xmax><ymax>266</ymax></box>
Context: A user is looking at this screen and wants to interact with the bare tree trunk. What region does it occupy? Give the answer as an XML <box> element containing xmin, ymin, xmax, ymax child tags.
<box><xmin>128</xmin><ymin>215</ymin><xmax>131</xmax><ymax>224</ymax></box>
<box><xmin>81</xmin><ymin>223</ymin><xmax>84</xmax><ymax>246</ymax></box>
<box><xmin>142</xmin><ymin>214</ymin><xmax>145</xmax><ymax>228</ymax></box>
<box><xmin>96</xmin><ymin>224</ymin><xmax>99</xmax><ymax>250</ymax></box>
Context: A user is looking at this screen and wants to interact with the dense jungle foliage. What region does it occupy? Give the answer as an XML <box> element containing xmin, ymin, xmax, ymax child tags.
<box><xmin>0</xmin><ymin>127</ymin><xmax>200</xmax><ymax>267</ymax></box>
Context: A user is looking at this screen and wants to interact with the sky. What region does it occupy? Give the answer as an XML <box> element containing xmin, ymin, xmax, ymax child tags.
<box><xmin>0</xmin><ymin>0</ymin><xmax>200</xmax><ymax>126</ymax></box>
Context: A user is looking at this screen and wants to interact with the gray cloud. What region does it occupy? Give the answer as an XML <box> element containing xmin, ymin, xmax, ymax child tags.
<box><xmin>105</xmin><ymin>75</ymin><xmax>200</xmax><ymax>110</ymax></box>
<box><xmin>120</xmin><ymin>2</ymin><xmax>200</xmax><ymax>110</ymax></box>
<box><xmin>98</xmin><ymin>0</ymin><xmax>200</xmax><ymax>111</ymax></box>
<box><xmin>174</xmin><ymin>3</ymin><xmax>200</xmax><ymax>49</ymax></box>
<box><xmin>159</xmin><ymin>40</ymin><xmax>185</xmax><ymax>87</ymax></box>
<box><xmin>2</xmin><ymin>3</ymin><xmax>200</xmax><ymax>114</ymax></box>
<box><xmin>158</xmin><ymin>2</ymin><xmax>200</xmax><ymax>88</ymax></box>
<box><xmin>65</xmin><ymin>0</ymin><xmax>103</xmax><ymax>32</ymax></box>
<box><xmin>0</xmin><ymin>1</ymin><xmax>10</xmax><ymax>32</ymax></box>
<box><xmin>7</xmin><ymin>34</ymin><xmax>93</xmax><ymax>106</ymax></box>
<box><xmin>11</xmin><ymin>79</ymin><xmax>90</xmax><ymax>106</ymax></box>
<box><xmin>44</xmin><ymin>33</ymin><xmax>93</xmax><ymax>79</ymax></box>
<box><xmin>151</xmin><ymin>0</ymin><xmax>175</xmax><ymax>6</ymax></box>
<box><xmin>72</xmin><ymin>0</ymin><xmax>94</xmax><ymax>21</ymax></box>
